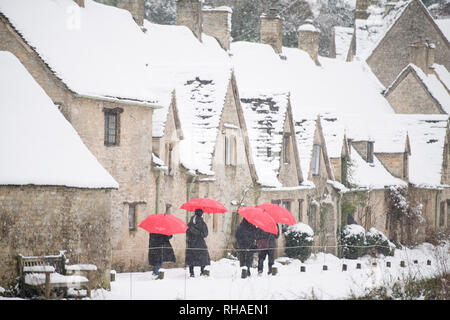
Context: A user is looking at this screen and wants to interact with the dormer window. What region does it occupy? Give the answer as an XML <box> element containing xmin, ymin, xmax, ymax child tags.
<box><xmin>367</xmin><ymin>141</ymin><xmax>374</xmax><ymax>163</ymax></box>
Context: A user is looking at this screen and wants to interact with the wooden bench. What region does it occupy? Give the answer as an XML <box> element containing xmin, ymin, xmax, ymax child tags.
<box><xmin>17</xmin><ymin>253</ymin><xmax>94</xmax><ymax>299</ymax></box>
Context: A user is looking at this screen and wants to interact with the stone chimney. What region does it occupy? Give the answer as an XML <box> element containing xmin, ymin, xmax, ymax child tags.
<box><xmin>410</xmin><ymin>40</ymin><xmax>435</xmax><ymax>75</ymax></box>
<box><xmin>202</xmin><ymin>6</ymin><xmax>232</xmax><ymax>50</ymax></box>
<box><xmin>298</xmin><ymin>22</ymin><xmax>320</xmax><ymax>64</ymax></box>
<box><xmin>116</xmin><ymin>0</ymin><xmax>145</xmax><ymax>26</ymax></box>
<box><xmin>260</xmin><ymin>8</ymin><xmax>283</xmax><ymax>54</ymax></box>
<box><xmin>176</xmin><ymin>0</ymin><xmax>203</xmax><ymax>42</ymax></box>
<box><xmin>74</xmin><ymin>0</ymin><xmax>84</xmax><ymax>7</ymax></box>
<box><xmin>355</xmin><ymin>0</ymin><xmax>370</xmax><ymax>20</ymax></box>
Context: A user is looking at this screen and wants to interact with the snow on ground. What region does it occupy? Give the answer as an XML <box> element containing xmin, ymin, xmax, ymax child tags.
<box><xmin>88</xmin><ymin>242</ymin><xmax>448</xmax><ymax>300</ymax></box>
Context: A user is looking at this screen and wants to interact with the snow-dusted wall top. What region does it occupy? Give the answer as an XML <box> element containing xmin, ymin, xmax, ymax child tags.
<box><xmin>0</xmin><ymin>51</ymin><xmax>118</xmax><ymax>189</ymax></box>
<box><xmin>0</xmin><ymin>0</ymin><xmax>170</xmax><ymax>105</ymax></box>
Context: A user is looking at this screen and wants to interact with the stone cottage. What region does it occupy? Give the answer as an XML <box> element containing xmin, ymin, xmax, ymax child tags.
<box><xmin>0</xmin><ymin>51</ymin><xmax>118</xmax><ymax>289</ymax></box>
<box><xmin>384</xmin><ymin>40</ymin><xmax>450</xmax><ymax>114</ymax></box>
<box><xmin>0</xmin><ymin>0</ymin><xmax>170</xmax><ymax>272</ymax></box>
<box><xmin>342</xmin><ymin>0</ymin><xmax>450</xmax><ymax>88</ymax></box>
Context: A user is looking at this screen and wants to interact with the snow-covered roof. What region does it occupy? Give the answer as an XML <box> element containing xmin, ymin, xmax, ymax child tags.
<box><xmin>354</xmin><ymin>0</ymin><xmax>411</xmax><ymax>61</ymax></box>
<box><xmin>348</xmin><ymin>146</ymin><xmax>407</xmax><ymax>190</ymax></box>
<box><xmin>231</xmin><ymin>41</ymin><xmax>394</xmax><ymax>117</ymax></box>
<box><xmin>142</xmin><ymin>21</ymin><xmax>233</xmax><ymax>175</ymax></box>
<box><xmin>385</xmin><ymin>63</ymin><xmax>450</xmax><ymax>114</ymax></box>
<box><xmin>333</xmin><ymin>26</ymin><xmax>354</xmax><ymax>61</ymax></box>
<box><xmin>231</xmin><ymin>38</ymin><xmax>395</xmax><ymax>183</ymax></box>
<box><xmin>435</xmin><ymin>19</ymin><xmax>450</xmax><ymax>43</ymax></box>
<box><xmin>433</xmin><ymin>64</ymin><xmax>450</xmax><ymax>92</ymax></box>
<box><xmin>0</xmin><ymin>51</ymin><xmax>118</xmax><ymax>189</ymax></box>
<box><xmin>392</xmin><ymin>114</ymin><xmax>449</xmax><ymax>188</ymax></box>
<box><xmin>240</xmin><ymin>91</ymin><xmax>290</xmax><ymax>187</ymax></box>
<box><xmin>0</xmin><ymin>0</ymin><xmax>170</xmax><ymax>105</ymax></box>
<box><xmin>322</xmin><ymin>113</ymin><xmax>449</xmax><ymax>188</ymax></box>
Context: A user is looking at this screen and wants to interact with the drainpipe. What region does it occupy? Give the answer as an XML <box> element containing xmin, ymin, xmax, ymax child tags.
<box><xmin>337</xmin><ymin>192</ymin><xmax>343</xmax><ymax>258</ymax></box>
<box><xmin>435</xmin><ymin>189</ymin><xmax>442</xmax><ymax>230</ymax></box>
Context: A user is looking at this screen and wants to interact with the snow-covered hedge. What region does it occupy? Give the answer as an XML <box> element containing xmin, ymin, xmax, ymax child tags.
<box><xmin>340</xmin><ymin>224</ymin><xmax>366</xmax><ymax>259</ymax></box>
<box><xmin>284</xmin><ymin>222</ymin><xmax>314</xmax><ymax>262</ymax></box>
<box><xmin>365</xmin><ymin>227</ymin><xmax>395</xmax><ymax>256</ymax></box>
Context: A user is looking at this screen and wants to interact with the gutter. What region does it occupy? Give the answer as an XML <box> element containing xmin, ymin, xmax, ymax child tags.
<box><xmin>74</xmin><ymin>93</ymin><xmax>164</xmax><ymax>109</ymax></box>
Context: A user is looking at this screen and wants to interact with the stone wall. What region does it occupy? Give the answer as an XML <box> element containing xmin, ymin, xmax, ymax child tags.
<box><xmin>0</xmin><ymin>16</ymin><xmax>157</xmax><ymax>272</ymax></box>
<box><xmin>70</xmin><ymin>97</ymin><xmax>155</xmax><ymax>272</ymax></box>
<box><xmin>375</xmin><ymin>153</ymin><xmax>407</xmax><ymax>180</ymax></box>
<box><xmin>385</xmin><ymin>70</ymin><xmax>444</xmax><ymax>114</ymax></box>
<box><xmin>202</xmin><ymin>8</ymin><xmax>231</xmax><ymax>50</ymax></box>
<box><xmin>367</xmin><ymin>0</ymin><xmax>450</xmax><ymax>87</ymax></box>
<box><xmin>0</xmin><ymin>185</ymin><xmax>112</xmax><ymax>289</ymax></box>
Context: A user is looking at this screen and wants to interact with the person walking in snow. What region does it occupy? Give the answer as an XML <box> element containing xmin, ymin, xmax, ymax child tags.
<box><xmin>185</xmin><ymin>209</ymin><xmax>210</xmax><ymax>277</ymax></box>
<box><xmin>236</xmin><ymin>218</ymin><xmax>257</xmax><ymax>276</ymax></box>
<box><xmin>148</xmin><ymin>233</ymin><xmax>176</xmax><ymax>279</ymax></box>
<box><xmin>256</xmin><ymin>224</ymin><xmax>280</xmax><ymax>275</ymax></box>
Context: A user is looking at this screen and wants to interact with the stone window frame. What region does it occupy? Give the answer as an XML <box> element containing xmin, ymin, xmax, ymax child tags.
<box><xmin>103</xmin><ymin>107</ymin><xmax>123</xmax><ymax>146</ymax></box>
<box><xmin>298</xmin><ymin>199</ymin><xmax>304</xmax><ymax>222</ymax></box>
<box><xmin>165</xmin><ymin>142</ymin><xmax>174</xmax><ymax>176</ymax></box>
<box><xmin>403</xmin><ymin>151</ymin><xmax>409</xmax><ymax>179</ymax></box>
<box><xmin>283</xmin><ymin>133</ymin><xmax>291</xmax><ymax>164</ymax></box>
<box><xmin>367</xmin><ymin>141</ymin><xmax>374</xmax><ymax>163</ymax></box>
<box><xmin>312</xmin><ymin>144</ymin><xmax>321</xmax><ymax>176</ymax></box>
<box><xmin>224</xmin><ymin>133</ymin><xmax>237</xmax><ymax>167</ymax></box>
<box><xmin>124</xmin><ymin>201</ymin><xmax>146</xmax><ymax>232</ymax></box>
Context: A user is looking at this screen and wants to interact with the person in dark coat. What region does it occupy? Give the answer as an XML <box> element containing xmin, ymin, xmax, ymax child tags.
<box><xmin>255</xmin><ymin>224</ymin><xmax>280</xmax><ymax>275</ymax></box>
<box><xmin>185</xmin><ymin>209</ymin><xmax>210</xmax><ymax>277</ymax></box>
<box><xmin>235</xmin><ymin>218</ymin><xmax>257</xmax><ymax>276</ymax></box>
<box><xmin>148</xmin><ymin>233</ymin><xmax>176</xmax><ymax>277</ymax></box>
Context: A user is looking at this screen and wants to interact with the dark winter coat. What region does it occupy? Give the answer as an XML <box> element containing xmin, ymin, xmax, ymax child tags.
<box><xmin>236</xmin><ymin>219</ymin><xmax>257</xmax><ymax>268</ymax></box>
<box><xmin>148</xmin><ymin>233</ymin><xmax>176</xmax><ymax>266</ymax></box>
<box><xmin>185</xmin><ymin>215</ymin><xmax>210</xmax><ymax>267</ymax></box>
<box><xmin>236</xmin><ymin>219</ymin><xmax>257</xmax><ymax>250</ymax></box>
<box><xmin>255</xmin><ymin>224</ymin><xmax>280</xmax><ymax>250</ymax></box>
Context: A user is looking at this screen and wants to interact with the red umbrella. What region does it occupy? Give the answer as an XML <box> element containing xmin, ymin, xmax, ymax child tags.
<box><xmin>139</xmin><ymin>213</ymin><xmax>188</xmax><ymax>236</ymax></box>
<box><xmin>238</xmin><ymin>206</ymin><xmax>278</xmax><ymax>235</ymax></box>
<box><xmin>257</xmin><ymin>203</ymin><xmax>296</xmax><ymax>225</ymax></box>
<box><xmin>180</xmin><ymin>198</ymin><xmax>227</xmax><ymax>214</ymax></box>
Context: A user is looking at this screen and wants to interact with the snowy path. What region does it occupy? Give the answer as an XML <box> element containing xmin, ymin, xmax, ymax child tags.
<box><xmin>91</xmin><ymin>242</ymin><xmax>448</xmax><ymax>300</ymax></box>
